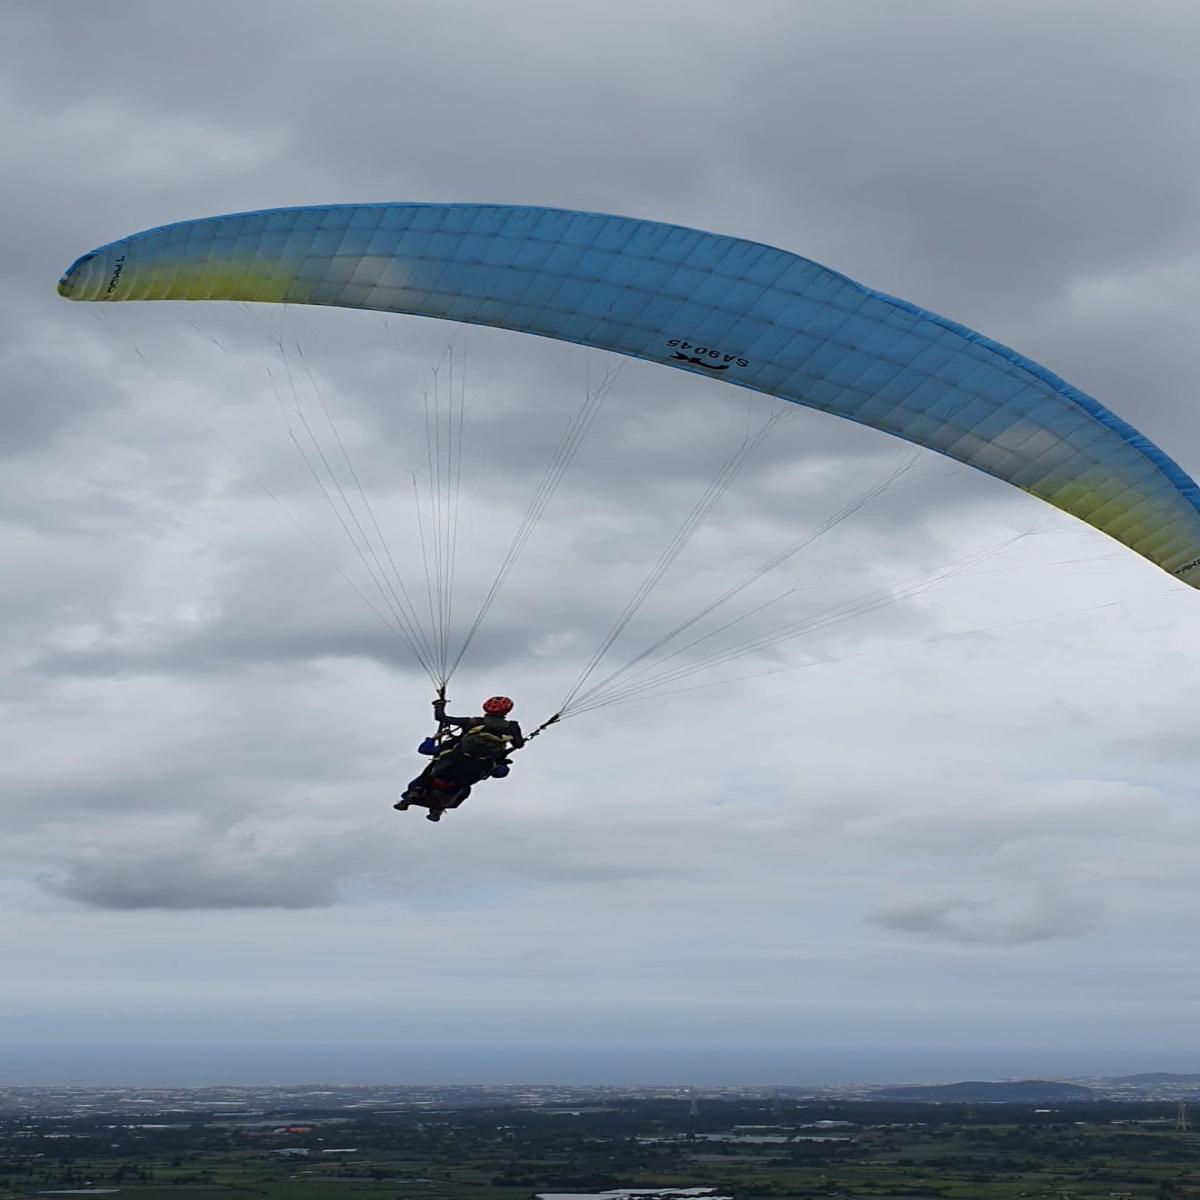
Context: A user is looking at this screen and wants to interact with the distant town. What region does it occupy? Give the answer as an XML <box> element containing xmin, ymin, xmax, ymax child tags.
<box><xmin>3</xmin><ymin>1073</ymin><xmax>1199</xmax><ymax>1198</ymax></box>
<box><xmin>4</xmin><ymin>1073</ymin><xmax>1200</xmax><ymax>1117</ymax></box>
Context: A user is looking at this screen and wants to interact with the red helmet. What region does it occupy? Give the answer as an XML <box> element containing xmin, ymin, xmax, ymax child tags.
<box><xmin>482</xmin><ymin>695</ymin><xmax>514</xmax><ymax>715</ymax></box>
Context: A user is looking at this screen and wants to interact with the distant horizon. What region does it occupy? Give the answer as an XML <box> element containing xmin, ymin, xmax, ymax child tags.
<box><xmin>3</xmin><ymin>1044</ymin><xmax>1196</xmax><ymax>1089</ymax></box>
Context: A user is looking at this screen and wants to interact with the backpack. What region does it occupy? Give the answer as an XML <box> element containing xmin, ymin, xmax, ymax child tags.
<box><xmin>457</xmin><ymin>724</ymin><xmax>510</xmax><ymax>762</ymax></box>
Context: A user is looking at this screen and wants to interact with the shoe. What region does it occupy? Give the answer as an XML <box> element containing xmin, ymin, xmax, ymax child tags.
<box><xmin>426</xmin><ymin>809</ymin><xmax>442</xmax><ymax>822</ymax></box>
<box><xmin>393</xmin><ymin>799</ymin><xmax>410</xmax><ymax>811</ymax></box>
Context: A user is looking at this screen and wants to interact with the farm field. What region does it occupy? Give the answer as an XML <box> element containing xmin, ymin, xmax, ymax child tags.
<box><xmin>3</xmin><ymin>1095</ymin><xmax>1198</xmax><ymax>1199</ymax></box>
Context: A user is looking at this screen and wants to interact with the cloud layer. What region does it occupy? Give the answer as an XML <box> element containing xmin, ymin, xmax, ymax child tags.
<box><xmin>3</xmin><ymin>0</ymin><xmax>1200</xmax><ymax>1063</ymax></box>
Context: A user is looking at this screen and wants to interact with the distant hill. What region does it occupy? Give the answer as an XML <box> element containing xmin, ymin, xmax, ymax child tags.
<box><xmin>871</xmin><ymin>1080</ymin><xmax>1096</xmax><ymax>1103</ymax></box>
<box><xmin>1110</xmin><ymin>1072</ymin><xmax>1200</xmax><ymax>1085</ymax></box>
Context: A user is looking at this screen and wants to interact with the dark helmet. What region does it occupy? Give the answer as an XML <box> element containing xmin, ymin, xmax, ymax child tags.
<box><xmin>483</xmin><ymin>695</ymin><xmax>514</xmax><ymax>715</ymax></box>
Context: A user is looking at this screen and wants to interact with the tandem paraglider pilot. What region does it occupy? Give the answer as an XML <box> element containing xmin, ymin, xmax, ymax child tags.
<box><xmin>395</xmin><ymin>696</ymin><xmax>525</xmax><ymax>822</ymax></box>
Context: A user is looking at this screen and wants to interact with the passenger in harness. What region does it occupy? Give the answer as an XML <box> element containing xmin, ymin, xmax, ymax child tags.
<box><xmin>396</xmin><ymin>696</ymin><xmax>525</xmax><ymax>821</ymax></box>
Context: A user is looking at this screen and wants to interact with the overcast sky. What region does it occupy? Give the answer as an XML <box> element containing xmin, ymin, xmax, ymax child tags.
<box><xmin>4</xmin><ymin>0</ymin><xmax>1200</xmax><ymax>1086</ymax></box>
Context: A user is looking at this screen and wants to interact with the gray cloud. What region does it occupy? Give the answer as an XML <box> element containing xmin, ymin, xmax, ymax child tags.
<box><xmin>870</xmin><ymin>889</ymin><xmax>1104</xmax><ymax>946</ymax></box>
<box><xmin>3</xmin><ymin>0</ymin><xmax>1200</xmax><ymax>1057</ymax></box>
<box><xmin>44</xmin><ymin>836</ymin><xmax>346</xmax><ymax>910</ymax></box>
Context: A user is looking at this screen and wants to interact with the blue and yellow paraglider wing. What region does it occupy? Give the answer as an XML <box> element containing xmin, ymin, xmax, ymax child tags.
<box><xmin>59</xmin><ymin>202</ymin><xmax>1200</xmax><ymax>588</ymax></box>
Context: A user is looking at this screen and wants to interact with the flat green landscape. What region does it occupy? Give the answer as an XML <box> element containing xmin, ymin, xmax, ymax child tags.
<box><xmin>3</xmin><ymin>1097</ymin><xmax>1199</xmax><ymax>1199</ymax></box>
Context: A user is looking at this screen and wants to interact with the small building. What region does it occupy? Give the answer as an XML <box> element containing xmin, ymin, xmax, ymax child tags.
<box><xmin>536</xmin><ymin>1190</ymin><xmax>731</xmax><ymax>1200</ymax></box>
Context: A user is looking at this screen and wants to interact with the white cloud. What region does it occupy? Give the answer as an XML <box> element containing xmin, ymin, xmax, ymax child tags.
<box><xmin>3</xmin><ymin>0</ymin><xmax>1200</xmax><ymax>1064</ymax></box>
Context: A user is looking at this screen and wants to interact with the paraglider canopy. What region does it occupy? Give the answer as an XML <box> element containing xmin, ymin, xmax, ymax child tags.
<box><xmin>58</xmin><ymin>201</ymin><xmax>1200</xmax><ymax>589</ymax></box>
